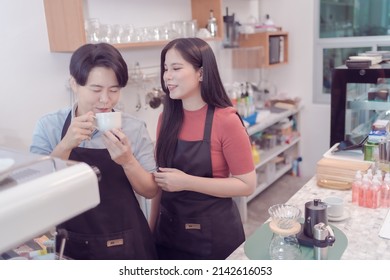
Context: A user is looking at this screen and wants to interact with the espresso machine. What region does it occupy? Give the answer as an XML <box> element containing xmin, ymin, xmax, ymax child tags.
<box><xmin>297</xmin><ymin>199</ymin><xmax>335</xmax><ymax>251</ymax></box>
<box><xmin>0</xmin><ymin>146</ymin><xmax>101</xmax><ymax>258</ymax></box>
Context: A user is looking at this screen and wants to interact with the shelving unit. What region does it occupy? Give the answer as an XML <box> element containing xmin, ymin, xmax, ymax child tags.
<box><xmin>236</xmin><ymin>106</ymin><xmax>301</xmax><ymax>222</ymax></box>
<box><xmin>235</xmin><ymin>31</ymin><xmax>288</xmax><ymax>67</ymax></box>
<box><xmin>43</xmin><ymin>0</ymin><xmax>224</xmax><ymax>52</ymax></box>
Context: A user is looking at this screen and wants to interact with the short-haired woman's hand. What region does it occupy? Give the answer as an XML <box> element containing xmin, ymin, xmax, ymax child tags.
<box><xmin>62</xmin><ymin>111</ymin><xmax>95</xmax><ymax>150</ymax></box>
<box><xmin>102</xmin><ymin>127</ymin><xmax>134</xmax><ymax>166</ymax></box>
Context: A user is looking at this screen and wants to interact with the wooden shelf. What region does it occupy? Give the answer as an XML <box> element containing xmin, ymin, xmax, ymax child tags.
<box><xmin>43</xmin><ymin>0</ymin><xmax>224</xmax><ymax>52</ymax></box>
<box><xmin>112</xmin><ymin>37</ymin><xmax>222</xmax><ymax>50</ymax></box>
<box><xmin>235</xmin><ymin>31</ymin><xmax>288</xmax><ymax>68</ymax></box>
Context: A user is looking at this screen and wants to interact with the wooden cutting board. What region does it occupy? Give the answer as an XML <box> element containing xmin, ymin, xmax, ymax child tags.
<box><xmin>316</xmin><ymin>157</ymin><xmax>372</xmax><ymax>190</ymax></box>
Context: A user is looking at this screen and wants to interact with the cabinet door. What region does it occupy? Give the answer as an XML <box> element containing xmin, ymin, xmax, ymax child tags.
<box><xmin>236</xmin><ymin>32</ymin><xmax>288</xmax><ymax>67</ymax></box>
<box><xmin>43</xmin><ymin>0</ymin><xmax>86</xmax><ymax>52</ymax></box>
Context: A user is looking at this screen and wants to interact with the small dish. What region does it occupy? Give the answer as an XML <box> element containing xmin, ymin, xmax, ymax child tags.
<box><xmin>0</xmin><ymin>158</ymin><xmax>15</xmax><ymax>182</ymax></box>
<box><xmin>328</xmin><ymin>209</ymin><xmax>350</xmax><ymax>222</ymax></box>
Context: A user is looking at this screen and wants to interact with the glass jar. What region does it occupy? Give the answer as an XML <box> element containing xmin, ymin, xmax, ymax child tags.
<box><xmin>268</xmin><ymin>221</ymin><xmax>302</xmax><ymax>260</ymax></box>
<box><xmin>269</xmin><ymin>233</ymin><xmax>301</xmax><ymax>260</ymax></box>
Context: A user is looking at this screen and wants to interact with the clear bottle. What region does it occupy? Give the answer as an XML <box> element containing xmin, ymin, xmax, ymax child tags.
<box><xmin>207</xmin><ymin>9</ymin><xmax>218</xmax><ymax>37</ymax></box>
<box><xmin>352</xmin><ymin>170</ymin><xmax>362</xmax><ymax>204</ymax></box>
<box><xmin>381</xmin><ymin>173</ymin><xmax>390</xmax><ymax>208</ymax></box>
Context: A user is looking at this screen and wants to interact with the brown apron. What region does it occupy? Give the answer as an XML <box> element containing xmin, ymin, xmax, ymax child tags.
<box><xmin>155</xmin><ymin>106</ymin><xmax>245</xmax><ymax>259</ymax></box>
<box><xmin>56</xmin><ymin>112</ymin><xmax>157</xmax><ymax>260</ymax></box>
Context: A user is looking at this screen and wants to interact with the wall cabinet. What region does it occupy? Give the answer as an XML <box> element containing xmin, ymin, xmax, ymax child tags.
<box><xmin>234</xmin><ymin>31</ymin><xmax>288</xmax><ymax>68</ymax></box>
<box><xmin>236</xmin><ymin>106</ymin><xmax>301</xmax><ymax>222</ymax></box>
<box><xmin>43</xmin><ymin>0</ymin><xmax>224</xmax><ymax>52</ymax></box>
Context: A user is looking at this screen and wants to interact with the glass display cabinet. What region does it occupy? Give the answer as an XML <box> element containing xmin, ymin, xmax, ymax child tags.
<box><xmin>330</xmin><ymin>64</ymin><xmax>390</xmax><ymax>147</ymax></box>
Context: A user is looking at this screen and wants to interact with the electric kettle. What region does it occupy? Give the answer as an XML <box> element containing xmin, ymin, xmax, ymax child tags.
<box><xmin>304</xmin><ymin>199</ymin><xmax>328</xmax><ymax>239</ymax></box>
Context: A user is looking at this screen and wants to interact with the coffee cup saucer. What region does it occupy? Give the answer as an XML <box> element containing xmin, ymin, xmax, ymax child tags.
<box><xmin>328</xmin><ymin>209</ymin><xmax>350</xmax><ymax>222</ymax></box>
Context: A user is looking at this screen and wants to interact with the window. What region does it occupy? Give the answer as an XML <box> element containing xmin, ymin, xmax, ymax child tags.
<box><xmin>314</xmin><ymin>0</ymin><xmax>390</xmax><ymax>104</ymax></box>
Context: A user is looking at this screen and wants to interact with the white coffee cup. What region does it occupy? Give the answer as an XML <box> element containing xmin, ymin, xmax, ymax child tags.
<box><xmin>323</xmin><ymin>196</ymin><xmax>344</xmax><ymax>217</ymax></box>
<box><xmin>95</xmin><ymin>112</ymin><xmax>122</xmax><ymax>132</ymax></box>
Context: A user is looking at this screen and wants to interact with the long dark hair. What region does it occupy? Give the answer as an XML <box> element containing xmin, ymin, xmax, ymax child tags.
<box><xmin>156</xmin><ymin>38</ymin><xmax>233</xmax><ymax>168</ymax></box>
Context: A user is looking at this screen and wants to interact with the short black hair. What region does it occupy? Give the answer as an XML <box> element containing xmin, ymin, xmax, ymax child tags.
<box><xmin>69</xmin><ymin>43</ymin><xmax>128</xmax><ymax>87</ymax></box>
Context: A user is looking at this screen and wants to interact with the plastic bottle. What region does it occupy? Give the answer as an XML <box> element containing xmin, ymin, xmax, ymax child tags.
<box><xmin>375</xmin><ymin>169</ymin><xmax>383</xmax><ymax>181</ymax></box>
<box><xmin>359</xmin><ymin>174</ymin><xmax>370</xmax><ymax>207</ymax></box>
<box><xmin>367</xmin><ymin>176</ymin><xmax>381</xmax><ymax>208</ymax></box>
<box><xmin>251</xmin><ymin>143</ymin><xmax>260</xmax><ymax>165</ymax></box>
<box><xmin>229</xmin><ymin>86</ymin><xmax>238</xmax><ymax>108</ymax></box>
<box><xmin>367</xmin><ymin>168</ymin><xmax>374</xmax><ymax>180</ymax></box>
<box><xmin>352</xmin><ymin>170</ymin><xmax>362</xmax><ymax>204</ymax></box>
<box><xmin>381</xmin><ymin>173</ymin><xmax>390</xmax><ymax>208</ymax></box>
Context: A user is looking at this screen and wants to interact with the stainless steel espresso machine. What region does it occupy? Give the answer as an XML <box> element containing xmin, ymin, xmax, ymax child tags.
<box><xmin>0</xmin><ymin>146</ymin><xmax>101</xmax><ymax>259</ymax></box>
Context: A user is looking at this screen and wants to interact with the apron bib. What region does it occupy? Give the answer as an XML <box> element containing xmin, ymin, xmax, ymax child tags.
<box><xmin>155</xmin><ymin>106</ymin><xmax>245</xmax><ymax>259</ymax></box>
<box><xmin>56</xmin><ymin>112</ymin><xmax>157</xmax><ymax>260</ymax></box>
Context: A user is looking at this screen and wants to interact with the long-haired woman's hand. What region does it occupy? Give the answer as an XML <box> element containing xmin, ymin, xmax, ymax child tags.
<box><xmin>153</xmin><ymin>167</ymin><xmax>187</xmax><ymax>192</ymax></box>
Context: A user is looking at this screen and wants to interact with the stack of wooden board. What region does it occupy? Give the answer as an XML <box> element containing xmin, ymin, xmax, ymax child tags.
<box><xmin>316</xmin><ymin>157</ymin><xmax>373</xmax><ymax>190</ymax></box>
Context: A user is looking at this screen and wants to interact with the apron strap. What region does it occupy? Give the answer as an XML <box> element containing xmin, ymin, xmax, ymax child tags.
<box><xmin>61</xmin><ymin>111</ymin><xmax>72</xmax><ymax>140</ymax></box>
<box><xmin>203</xmin><ymin>106</ymin><xmax>215</xmax><ymax>142</ymax></box>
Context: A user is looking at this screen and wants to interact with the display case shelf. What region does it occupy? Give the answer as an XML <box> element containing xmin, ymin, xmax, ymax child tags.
<box><xmin>347</xmin><ymin>100</ymin><xmax>390</xmax><ymax>111</ymax></box>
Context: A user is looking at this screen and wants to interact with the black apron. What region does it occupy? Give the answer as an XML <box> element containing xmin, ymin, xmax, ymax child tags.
<box><xmin>56</xmin><ymin>112</ymin><xmax>157</xmax><ymax>260</ymax></box>
<box><xmin>155</xmin><ymin>106</ymin><xmax>245</xmax><ymax>259</ymax></box>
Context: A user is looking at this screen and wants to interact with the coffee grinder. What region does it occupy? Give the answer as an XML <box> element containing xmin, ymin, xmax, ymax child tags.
<box><xmin>297</xmin><ymin>199</ymin><xmax>336</xmax><ymax>248</ymax></box>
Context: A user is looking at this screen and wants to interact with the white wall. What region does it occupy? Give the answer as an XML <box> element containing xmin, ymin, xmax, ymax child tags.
<box><xmin>0</xmin><ymin>0</ymin><xmax>70</xmax><ymax>150</ymax></box>
<box><xmin>259</xmin><ymin>0</ymin><xmax>330</xmax><ymax>177</ymax></box>
<box><xmin>0</xmin><ymin>0</ymin><xmax>328</xmax><ymax>178</ymax></box>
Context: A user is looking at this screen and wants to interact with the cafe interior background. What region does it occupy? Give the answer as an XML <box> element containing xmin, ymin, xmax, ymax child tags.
<box><xmin>0</xmin><ymin>0</ymin><xmax>324</xmax><ymax>179</ymax></box>
<box><xmin>2</xmin><ymin>0</ymin><xmax>390</xmax><ymax>262</ymax></box>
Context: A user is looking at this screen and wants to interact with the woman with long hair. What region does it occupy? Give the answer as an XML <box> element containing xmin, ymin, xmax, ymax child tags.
<box><xmin>150</xmin><ymin>38</ymin><xmax>256</xmax><ymax>259</ymax></box>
